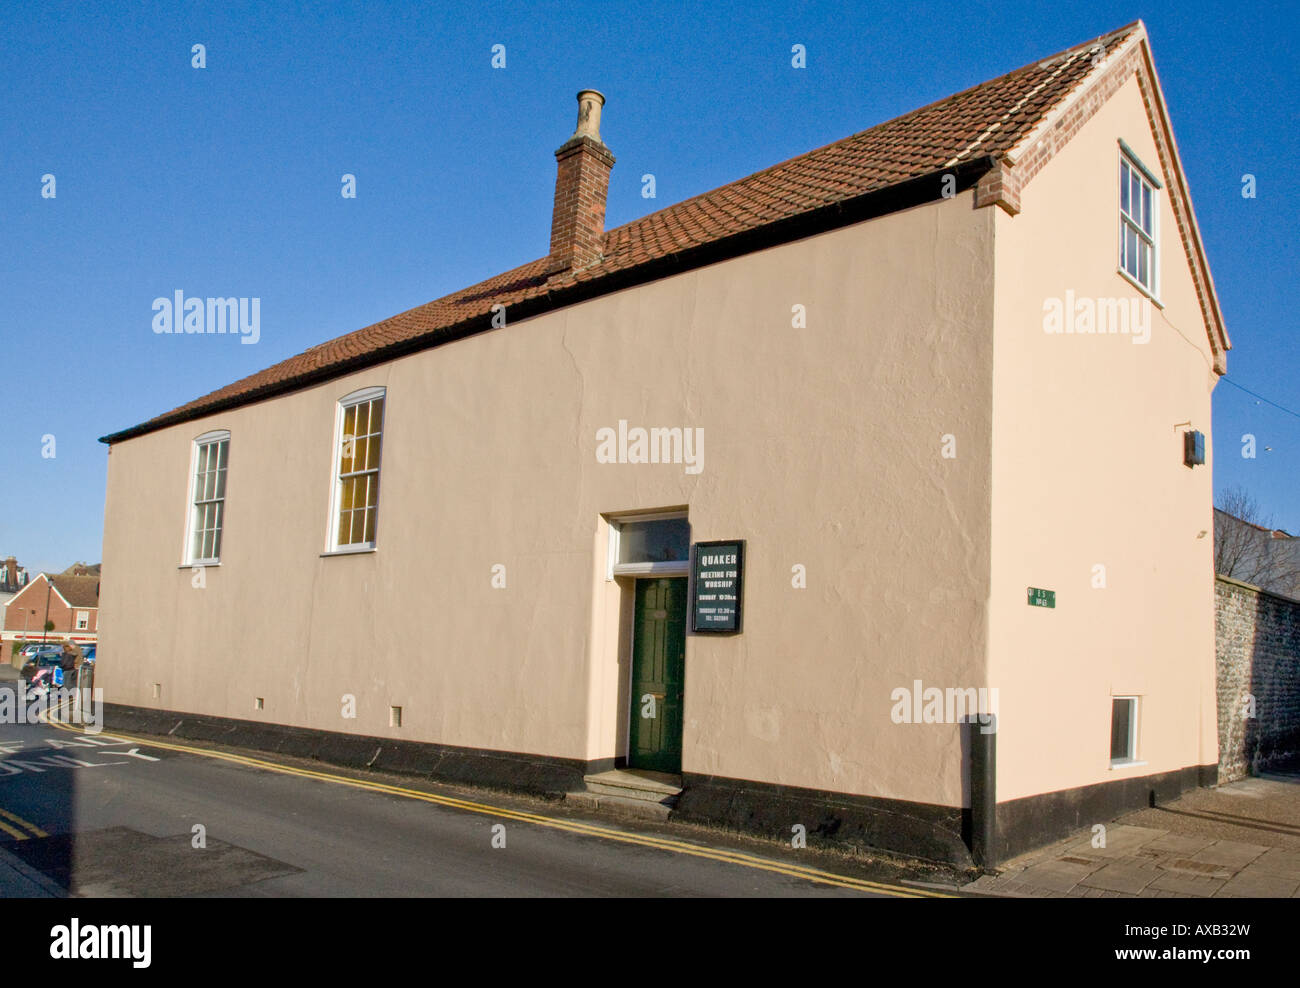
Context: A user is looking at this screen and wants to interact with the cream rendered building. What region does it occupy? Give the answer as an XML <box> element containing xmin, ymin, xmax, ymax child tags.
<box><xmin>99</xmin><ymin>22</ymin><xmax>1227</xmax><ymax>865</ymax></box>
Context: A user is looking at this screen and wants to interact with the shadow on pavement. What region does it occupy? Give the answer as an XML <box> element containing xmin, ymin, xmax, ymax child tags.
<box><xmin>1151</xmin><ymin>804</ymin><xmax>1300</xmax><ymax>839</ymax></box>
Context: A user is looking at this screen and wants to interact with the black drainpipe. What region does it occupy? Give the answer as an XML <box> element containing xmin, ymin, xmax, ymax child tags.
<box><xmin>970</xmin><ymin>714</ymin><xmax>997</xmax><ymax>872</ymax></box>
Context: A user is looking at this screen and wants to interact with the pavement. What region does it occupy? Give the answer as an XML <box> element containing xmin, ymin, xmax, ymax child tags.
<box><xmin>964</xmin><ymin>771</ymin><xmax>1300</xmax><ymax>897</ymax></box>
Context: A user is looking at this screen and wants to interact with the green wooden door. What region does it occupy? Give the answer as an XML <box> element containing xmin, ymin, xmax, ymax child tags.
<box><xmin>629</xmin><ymin>577</ymin><xmax>687</xmax><ymax>774</ymax></box>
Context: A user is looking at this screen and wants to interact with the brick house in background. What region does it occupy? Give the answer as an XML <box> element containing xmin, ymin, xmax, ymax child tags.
<box><xmin>59</xmin><ymin>561</ymin><xmax>101</xmax><ymax>579</ymax></box>
<box><xmin>1</xmin><ymin>557</ymin><xmax>31</xmax><ymax>594</ymax></box>
<box><xmin>0</xmin><ymin>556</ymin><xmax>33</xmax><ymax>642</ymax></box>
<box><xmin>2</xmin><ymin>571</ymin><xmax>101</xmax><ymax>652</ymax></box>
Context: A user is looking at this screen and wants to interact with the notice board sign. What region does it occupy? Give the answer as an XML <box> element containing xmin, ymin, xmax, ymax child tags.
<box><xmin>691</xmin><ymin>540</ymin><xmax>744</xmax><ymax>633</ymax></box>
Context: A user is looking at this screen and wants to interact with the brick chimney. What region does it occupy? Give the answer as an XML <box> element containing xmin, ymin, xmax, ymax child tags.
<box><xmin>546</xmin><ymin>90</ymin><xmax>614</xmax><ymax>277</ymax></box>
<box><xmin>3</xmin><ymin>557</ymin><xmax>16</xmax><ymax>589</ymax></box>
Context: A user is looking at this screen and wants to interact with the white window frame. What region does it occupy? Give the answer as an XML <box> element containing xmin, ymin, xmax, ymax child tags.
<box><xmin>325</xmin><ymin>386</ymin><xmax>386</xmax><ymax>554</ymax></box>
<box><xmin>606</xmin><ymin>510</ymin><xmax>690</xmax><ymax>580</ymax></box>
<box><xmin>1109</xmin><ymin>695</ymin><xmax>1142</xmax><ymax>768</ymax></box>
<box><xmin>75</xmin><ymin>611</ymin><xmax>89</xmax><ymax>630</ymax></box>
<box><xmin>183</xmin><ymin>430</ymin><xmax>231</xmax><ymax>566</ymax></box>
<box><xmin>1117</xmin><ymin>142</ymin><xmax>1161</xmax><ymax>301</ymax></box>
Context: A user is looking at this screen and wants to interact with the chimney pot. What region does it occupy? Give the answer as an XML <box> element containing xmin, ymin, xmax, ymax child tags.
<box><xmin>573</xmin><ymin>89</ymin><xmax>605</xmax><ymax>141</ymax></box>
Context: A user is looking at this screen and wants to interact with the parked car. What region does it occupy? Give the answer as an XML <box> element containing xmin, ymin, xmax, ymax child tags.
<box><xmin>22</xmin><ymin>646</ymin><xmax>62</xmax><ymax>668</ymax></box>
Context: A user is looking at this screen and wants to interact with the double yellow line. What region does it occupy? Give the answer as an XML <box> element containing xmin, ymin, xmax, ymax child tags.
<box><xmin>0</xmin><ymin>807</ymin><xmax>47</xmax><ymax>840</ymax></box>
<box><xmin>38</xmin><ymin>700</ymin><xmax>948</xmax><ymax>897</ymax></box>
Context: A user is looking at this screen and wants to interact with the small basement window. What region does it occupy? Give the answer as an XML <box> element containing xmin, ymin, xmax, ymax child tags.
<box><xmin>1110</xmin><ymin>696</ymin><xmax>1139</xmax><ymax>765</ymax></box>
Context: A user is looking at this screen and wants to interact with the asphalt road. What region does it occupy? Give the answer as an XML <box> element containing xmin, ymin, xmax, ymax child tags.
<box><xmin>0</xmin><ymin>687</ymin><xmax>936</xmax><ymax>898</ymax></box>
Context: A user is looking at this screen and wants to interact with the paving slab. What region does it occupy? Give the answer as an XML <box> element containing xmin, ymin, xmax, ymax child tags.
<box><xmin>1214</xmin><ymin>872</ymin><xmax>1300</xmax><ymax>898</ymax></box>
<box><xmin>1253</xmin><ymin>848</ymin><xmax>1300</xmax><ymax>879</ymax></box>
<box><xmin>1061</xmin><ymin>825</ymin><xmax>1165</xmax><ymax>858</ymax></box>
<box><xmin>1017</xmin><ymin>858</ymin><xmax>1100</xmax><ymax>892</ymax></box>
<box><xmin>998</xmin><ymin>880</ymin><xmax>1037</xmax><ymax>895</ymax></box>
<box><xmin>1158</xmin><ymin>857</ymin><xmax>1233</xmax><ymax>879</ymax></box>
<box><xmin>1103</xmin><ymin>824</ymin><xmax>1168</xmax><ymax>844</ymax></box>
<box><xmin>1055</xmin><ymin>839</ymin><xmax>1108</xmax><ymax>859</ymax></box>
<box><xmin>1188</xmin><ymin>840</ymin><xmax>1270</xmax><ymax>868</ymax></box>
<box><xmin>1008</xmin><ymin>847</ymin><xmax>1059</xmax><ymax>869</ymax></box>
<box><xmin>1148</xmin><ymin>871</ymin><xmax>1226</xmax><ymax>896</ymax></box>
<box><xmin>1078</xmin><ymin>861</ymin><xmax>1161</xmax><ymax>894</ymax></box>
<box><xmin>1142</xmin><ymin>833</ymin><xmax>1214</xmax><ymax>856</ymax></box>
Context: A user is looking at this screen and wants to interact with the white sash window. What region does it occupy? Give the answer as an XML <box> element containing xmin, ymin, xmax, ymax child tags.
<box><xmin>185</xmin><ymin>431</ymin><xmax>230</xmax><ymax>564</ymax></box>
<box><xmin>329</xmin><ymin>387</ymin><xmax>386</xmax><ymax>551</ymax></box>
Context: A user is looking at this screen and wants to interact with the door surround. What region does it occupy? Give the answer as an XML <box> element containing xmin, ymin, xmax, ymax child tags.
<box><xmin>597</xmin><ymin>509</ymin><xmax>690</xmax><ymax>775</ymax></box>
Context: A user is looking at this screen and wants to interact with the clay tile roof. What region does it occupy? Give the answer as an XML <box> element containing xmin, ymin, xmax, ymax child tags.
<box><xmin>103</xmin><ymin>23</ymin><xmax>1138</xmax><ymax>444</ymax></box>
<box><xmin>45</xmin><ymin>574</ymin><xmax>101</xmax><ymax>609</ymax></box>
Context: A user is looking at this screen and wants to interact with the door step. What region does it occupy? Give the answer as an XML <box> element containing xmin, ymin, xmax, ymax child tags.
<box><xmin>566</xmin><ymin>769</ymin><xmax>683</xmax><ymax>821</ymax></box>
<box><xmin>565</xmin><ymin>791</ymin><xmax>673</xmax><ymax>822</ymax></box>
<box><xmin>582</xmin><ymin>769</ymin><xmax>683</xmax><ymax>803</ymax></box>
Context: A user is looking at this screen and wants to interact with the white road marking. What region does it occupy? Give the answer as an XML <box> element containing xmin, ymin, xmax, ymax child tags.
<box><xmin>0</xmin><ymin>735</ymin><xmax>160</xmax><ymax>777</ymax></box>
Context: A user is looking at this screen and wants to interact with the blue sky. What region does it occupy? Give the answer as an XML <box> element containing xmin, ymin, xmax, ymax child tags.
<box><xmin>1</xmin><ymin>0</ymin><xmax>1296</xmax><ymax>573</ymax></box>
